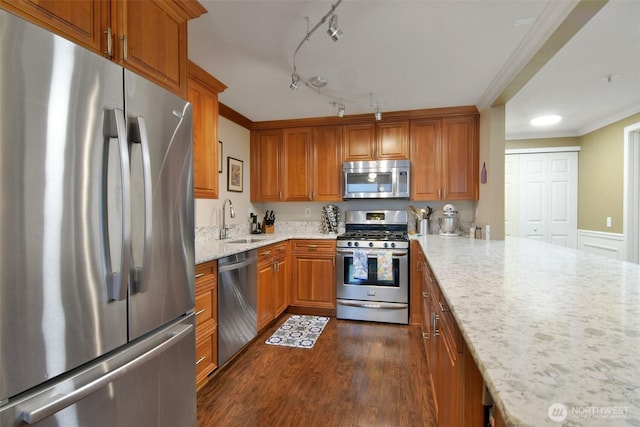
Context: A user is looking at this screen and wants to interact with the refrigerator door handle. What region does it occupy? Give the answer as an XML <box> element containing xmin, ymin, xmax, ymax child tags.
<box><xmin>19</xmin><ymin>323</ymin><xmax>193</xmax><ymax>425</ymax></box>
<box><xmin>130</xmin><ymin>116</ymin><xmax>153</xmax><ymax>293</ymax></box>
<box><xmin>105</xmin><ymin>109</ymin><xmax>131</xmax><ymax>301</ymax></box>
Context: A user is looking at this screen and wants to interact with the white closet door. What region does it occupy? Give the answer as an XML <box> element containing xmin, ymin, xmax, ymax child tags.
<box><xmin>518</xmin><ymin>152</ymin><xmax>578</xmax><ymax>248</ymax></box>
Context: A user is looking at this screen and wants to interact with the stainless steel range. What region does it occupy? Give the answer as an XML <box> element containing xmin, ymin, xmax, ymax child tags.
<box><xmin>336</xmin><ymin>210</ymin><xmax>409</xmax><ymax>324</ymax></box>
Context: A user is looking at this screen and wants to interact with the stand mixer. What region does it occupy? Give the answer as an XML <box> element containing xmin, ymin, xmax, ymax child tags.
<box><xmin>438</xmin><ymin>204</ymin><xmax>460</xmax><ymax>237</ymax></box>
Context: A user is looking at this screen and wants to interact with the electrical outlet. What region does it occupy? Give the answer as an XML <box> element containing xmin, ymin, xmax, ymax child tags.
<box><xmin>305</xmin><ymin>208</ymin><xmax>311</xmax><ymax>218</ymax></box>
<box><xmin>607</xmin><ymin>216</ymin><xmax>612</xmax><ymax>228</ymax></box>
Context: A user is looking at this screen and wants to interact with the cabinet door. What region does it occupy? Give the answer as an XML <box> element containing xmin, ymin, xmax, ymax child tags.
<box><xmin>251</xmin><ymin>129</ymin><xmax>282</xmax><ymax>201</ymax></box>
<box><xmin>313</xmin><ymin>125</ymin><xmax>343</xmax><ymax>201</ymax></box>
<box><xmin>441</xmin><ymin>116</ymin><xmax>478</xmax><ymax>200</ymax></box>
<box><xmin>410</xmin><ymin>119</ymin><xmax>442</xmax><ymax>200</ymax></box>
<box><xmin>376</xmin><ymin>121</ymin><xmax>409</xmax><ymax>159</ymax></box>
<box><xmin>257</xmin><ymin>259</ymin><xmax>274</xmax><ymax>331</ymax></box>
<box><xmin>118</xmin><ymin>0</ymin><xmax>199</xmax><ymax>97</ymax></box>
<box><xmin>1</xmin><ymin>0</ymin><xmax>109</xmax><ymax>55</ymax></box>
<box><xmin>273</xmin><ymin>255</ymin><xmax>288</xmax><ymax>317</ymax></box>
<box><xmin>282</xmin><ymin>127</ymin><xmax>312</xmax><ymax>201</ymax></box>
<box><xmin>343</xmin><ymin>123</ymin><xmax>375</xmax><ymax>161</ymax></box>
<box><xmin>188</xmin><ymin>76</ymin><xmax>219</xmax><ymax>199</ymax></box>
<box><xmin>291</xmin><ymin>241</ymin><xmax>336</xmax><ymax>309</ymax></box>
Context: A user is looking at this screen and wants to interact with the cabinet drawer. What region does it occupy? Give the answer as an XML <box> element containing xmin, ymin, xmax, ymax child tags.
<box><xmin>195</xmin><ymin>260</ymin><xmax>217</xmax><ymax>287</ymax></box>
<box><xmin>258</xmin><ymin>245</ymin><xmax>275</xmax><ymax>263</ymax></box>
<box><xmin>195</xmin><ymin>287</ymin><xmax>216</xmax><ymax>328</ymax></box>
<box><xmin>291</xmin><ymin>239</ymin><xmax>336</xmax><ymax>253</ymax></box>
<box><xmin>195</xmin><ymin>330</ymin><xmax>217</xmax><ymax>382</ymax></box>
<box><xmin>273</xmin><ymin>242</ymin><xmax>288</xmax><ymax>258</ymax></box>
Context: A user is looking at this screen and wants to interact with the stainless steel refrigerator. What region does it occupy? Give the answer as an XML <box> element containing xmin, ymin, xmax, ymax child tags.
<box><xmin>0</xmin><ymin>9</ymin><xmax>196</xmax><ymax>427</ymax></box>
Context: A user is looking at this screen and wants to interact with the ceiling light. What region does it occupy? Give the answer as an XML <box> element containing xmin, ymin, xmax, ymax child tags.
<box><xmin>290</xmin><ymin>73</ymin><xmax>300</xmax><ymax>91</ymax></box>
<box><xmin>310</xmin><ymin>75</ymin><xmax>328</xmax><ymax>88</ymax></box>
<box><xmin>327</xmin><ymin>14</ymin><xmax>342</xmax><ymax>41</ymax></box>
<box><xmin>530</xmin><ymin>115</ymin><xmax>562</xmax><ymax>127</ymax></box>
<box><xmin>337</xmin><ymin>103</ymin><xmax>345</xmax><ymax>117</ymax></box>
<box><xmin>374</xmin><ymin>102</ymin><xmax>382</xmax><ymax>121</ymax></box>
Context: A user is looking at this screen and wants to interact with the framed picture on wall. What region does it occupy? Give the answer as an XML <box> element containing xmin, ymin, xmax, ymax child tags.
<box><xmin>227</xmin><ymin>157</ymin><xmax>243</xmax><ymax>192</ymax></box>
<box><xmin>218</xmin><ymin>141</ymin><xmax>223</xmax><ymax>173</ymax></box>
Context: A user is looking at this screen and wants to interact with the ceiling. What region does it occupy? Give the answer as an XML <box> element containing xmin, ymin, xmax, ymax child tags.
<box><xmin>188</xmin><ymin>0</ymin><xmax>640</xmax><ymax>140</ymax></box>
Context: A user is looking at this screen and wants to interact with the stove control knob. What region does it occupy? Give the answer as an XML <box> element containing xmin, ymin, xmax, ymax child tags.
<box><xmin>368</xmin><ymin>242</ymin><xmax>374</xmax><ymax>248</ymax></box>
<box><xmin>347</xmin><ymin>241</ymin><xmax>352</xmax><ymax>247</ymax></box>
<box><xmin>383</xmin><ymin>242</ymin><xmax>389</xmax><ymax>248</ymax></box>
<box><xmin>354</xmin><ymin>242</ymin><xmax>359</xmax><ymax>247</ymax></box>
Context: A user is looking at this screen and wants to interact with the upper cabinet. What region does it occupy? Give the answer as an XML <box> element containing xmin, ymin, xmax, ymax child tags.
<box><xmin>251</xmin><ymin>125</ymin><xmax>343</xmax><ymax>202</ymax></box>
<box><xmin>411</xmin><ymin>115</ymin><xmax>478</xmax><ymax>201</ymax></box>
<box><xmin>1</xmin><ymin>0</ymin><xmax>206</xmax><ymax>98</ymax></box>
<box><xmin>188</xmin><ymin>61</ymin><xmax>227</xmax><ymax>199</ymax></box>
<box><xmin>343</xmin><ymin>121</ymin><xmax>409</xmax><ymax>161</ymax></box>
<box><xmin>251</xmin><ymin>129</ymin><xmax>283</xmax><ymax>202</ymax></box>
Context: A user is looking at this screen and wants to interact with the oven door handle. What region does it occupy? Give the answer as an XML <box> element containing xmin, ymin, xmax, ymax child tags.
<box><xmin>337</xmin><ymin>300</ymin><xmax>407</xmax><ymax>310</ymax></box>
<box><xmin>336</xmin><ymin>249</ymin><xmax>408</xmax><ymax>257</ymax></box>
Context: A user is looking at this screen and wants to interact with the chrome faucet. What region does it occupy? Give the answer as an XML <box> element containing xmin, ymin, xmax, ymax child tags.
<box><xmin>221</xmin><ymin>198</ymin><xmax>236</xmax><ymax>240</ymax></box>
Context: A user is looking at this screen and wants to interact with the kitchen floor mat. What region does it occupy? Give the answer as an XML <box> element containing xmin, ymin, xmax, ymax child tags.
<box><xmin>265</xmin><ymin>315</ymin><xmax>330</xmax><ymax>349</ymax></box>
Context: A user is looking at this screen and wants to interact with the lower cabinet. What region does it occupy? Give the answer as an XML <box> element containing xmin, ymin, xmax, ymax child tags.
<box><xmin>257</xmin><ymin>242</ymin><xmax>289</xmax><ymax>331</ymax></box>
<box><xmin>290</xmin><ymin>240</ymin><xmax>336</xmax><ymax>311</ymax></box>
<box><xmin>413</xmin><ymin>243</ymin><xmax>484</xmax><ymax>426</ymax></box>
<box><xmin>195</xmin><ymin>260</ymin><xmax>218</xmax><ymax>390</ymax></box>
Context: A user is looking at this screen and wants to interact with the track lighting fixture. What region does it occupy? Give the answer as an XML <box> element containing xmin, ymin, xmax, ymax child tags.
<box><xmin>337</xmin><ymin>102</ymin><xmax>345</xmax><ymax>117</ymax></box>
<box><xmin>290</xmin><ymin>73</ymin><xmax>300</xmax><ymax>91</ymax></box>
<box><xmin>327</xmin><ymin>14</ymin><xmax>342</xmax><ymax>41</ymax></box>
<box><xmin>375</xmin><ymin>109</ymin><xmax>382</xmax><ymax>121</ymax></box>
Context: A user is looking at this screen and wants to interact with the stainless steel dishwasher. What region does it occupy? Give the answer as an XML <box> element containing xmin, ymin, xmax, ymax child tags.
<box><xmin>217</xmin><ymin>250</ymin><xmax>258</xmax><ymax>366</ymax></box>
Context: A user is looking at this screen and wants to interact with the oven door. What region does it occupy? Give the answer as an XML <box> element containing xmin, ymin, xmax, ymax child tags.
<box><xmin>336</xmin><ymin>248</ymin><xmax>408</xmax><ymax>303</ymax></box>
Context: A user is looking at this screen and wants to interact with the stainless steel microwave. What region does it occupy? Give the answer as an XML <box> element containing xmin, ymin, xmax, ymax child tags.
<box><xmin>343</xmin><ymin>160</ymin><xmax>410</xmax><ymax>199</ymax></box>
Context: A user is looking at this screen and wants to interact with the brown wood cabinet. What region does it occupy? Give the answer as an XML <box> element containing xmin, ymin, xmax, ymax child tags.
<box><xmin>251</xmin><ymin>129</ymin><xmax>282</xmax><ymax>201</ymax></box>
<box><xmin>188</xmin><ymin>61</ymin><xmax>226</xmax><ymax>199</ymax></box>
<box><xmin>290</xmin><ymin>240</ymin><xmax>336</xmax><ymax>311</ymax></box>
<box><xmin>195</xmin><ymin>260</ymin><xmax>218</xmax><ymax>390</ymax></box>
<box><xmin>410</xmin><ymin>115</ymin><xmax>479</xmax><ymax>201</ymax></box>
<box><xmin>251</xmin><ymin>126</ymin><xmax>342</xmax><ymax>202</ymax></box>
<box><xmin>257</xmin><ymin>242</ymin><xmax>289</xmax><ymax>331</ymax></box>
<box><xmin>413</xmin><ymin>242</ymin><xmax>484</xmax><ymax>426</ymax></box>
<box><xmin>343</xmin><ymin>122</ymin><xmax>409</xmax><ymax>161</ymax></box>
<box><xmin>313</xmin><ymin>125</ymin><xmax>343</xmax><ymax>201</ymax></box>
<box><xmin>1</xmin><ymin>0</ymin><xmax>206</xmax><ymax>97</ymax></box>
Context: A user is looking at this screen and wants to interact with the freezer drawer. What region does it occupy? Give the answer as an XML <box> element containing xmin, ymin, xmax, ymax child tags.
<box><xmin>0</xmin><ymin>315</ymin><xmax>196</xmax><ymax>427</ymax></box>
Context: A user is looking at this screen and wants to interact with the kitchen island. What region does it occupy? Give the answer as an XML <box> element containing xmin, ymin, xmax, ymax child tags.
<box><xmin>414</xmin><ymin>235</ymin><xmax>640</xmax><ymax>426</ymax></box>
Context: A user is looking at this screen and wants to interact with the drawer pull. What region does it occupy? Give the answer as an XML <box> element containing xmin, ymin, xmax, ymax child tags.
<box><xmin>422</xmin><ymin>291</ymin><xmax>428</xmax><ymax>298</ymax></box>
<box><xmin>196</xmin><ymin>356</ymin><xmax>207</xmax><ymax>365</ymax></box>
<box><xmin>439</xmin><ymin>302</ymin><xmax>447</xmax><ymax>313</ymax></box>
<box><xmin>422</xmin><ymin>332</ymin><xmax>429</xmax><ymax>340</ymax></box>
<box><xmin>307</xmin><ymin>245</ymin><xmax>318</xmax><ymax>251</ymax></box>
<box><xmin>195</xmin><ymin>309</ymin><xmax>206</xmax><ymax>316</ymax></box>
<box><xmin>195</xmin><ymin>273</ymin><xmax>205</xmax><ymax>279</ymax></box>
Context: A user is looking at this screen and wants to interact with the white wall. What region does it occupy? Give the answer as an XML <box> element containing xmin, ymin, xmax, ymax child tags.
<box><xmin>195</xmin><ymin>116</ymin><xmax>257</xmax><ymax>230</ymax></box>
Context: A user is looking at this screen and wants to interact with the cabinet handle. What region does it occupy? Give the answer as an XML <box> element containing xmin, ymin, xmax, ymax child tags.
<box><xmin>195</xmin><ymin>309</ymin><xmax>206</xmax><ymax>316</ymax></box>
<box><xmin>439</xmin><ymin>302</ymin><xmax>447</xmax><ymax>313</ymax></box>
<box><xmin>279</xmin><ymin>191</ymin><xmax>282</xmax><ymax>200</ymax></box>
<box><xmin>422</xmin><ymin>291</ymin><xmax>428</xmax><ymax>298</ymax></box>
<box><xmin>432</xmin><ymin>313</ymin><xmax>440</xmax><ymax>337</ymax></box>
<box><xmin>195</xmin><ymin>273</ymin><xmax>205</xmax><ymax>279</ymax></box>
<box><xmin>422</xmin><ymin>332</ymin><xmax>429</xmax><ymax>340</ymax></box>
<box><xmin>273</xmin><ymin>261</ymin><xmax>278</xmax><ymax>272</ymax></box>
<box><xmin>438</xmin><ymin>188</ymin><xmax>441</xmax><ymax>199</ymax></box>
<box><xmin>196</xmin><ymin>356</ymin><xmax>207</xmax><ymax>365</ymax></box>
<box><xmin>104</xmin><ymin>27</ymin><xmax>113</xmax><ymax>58</ymax></box>
<box><xmin>262</xmin><ymin>250</ymin><xmax>272</xmax><ymax>257</ymax></box>
<box><xmin>122</xmin><ymin>35</ymin><xmax>128</xmax><ymax>61</ymax></box>
<box><xmin>416</xmin><ymin>261</ymin><xmax>421</xmax><ymax>271</ymax></box>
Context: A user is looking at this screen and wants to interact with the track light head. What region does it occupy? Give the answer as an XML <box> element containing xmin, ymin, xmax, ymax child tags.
<box><xmin>327</xmin><ymin>14</ymin><xmax>342</xmax><ymax>41</ymax></box>
<box><xmin>290</xmin><ymin>73</ymin><xmax>300</xmax><ymax>91</ymax></box>
<box><xmin>337</xmin><ymin>103</ymin><xmax>345</xmax><ymax>117</ymax></box>
<box><xmin>374</xmin><ymin>111</ymin><xmax>382</xmax><ymax>121</ymax></box>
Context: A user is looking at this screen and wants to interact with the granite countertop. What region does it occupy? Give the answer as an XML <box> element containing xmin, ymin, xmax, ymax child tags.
<box><xmin>413</xmin><ymin>235</ymin><xmax>640</xmax><ymax>426</ymax></box>
<box><xmin>195</xmin><ymin>232</ymin><xmax>337</xmax><ymax>264</ymax></box>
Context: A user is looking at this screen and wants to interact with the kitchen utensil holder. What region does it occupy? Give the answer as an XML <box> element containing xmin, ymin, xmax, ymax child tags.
<box><xmin>264</xmin><ymin>224</ymin><xmax>274</xmax><ymax>234</ymax></box>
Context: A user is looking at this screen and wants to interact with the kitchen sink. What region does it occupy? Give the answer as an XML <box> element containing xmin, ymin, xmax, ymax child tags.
<box><xmin>226</xmin><ymin>237</ymin><xmax>268</xmax><ymax>244</ymax></box>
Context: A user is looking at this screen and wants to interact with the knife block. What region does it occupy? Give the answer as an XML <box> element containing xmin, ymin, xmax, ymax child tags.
<box><xmin>264</xmin><ymin>224</ymin><xmax>274</xmax><ymax>234</ymax></box>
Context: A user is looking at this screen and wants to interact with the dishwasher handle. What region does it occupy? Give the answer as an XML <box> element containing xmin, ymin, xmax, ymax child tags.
<box><xmin>218</xmin><ymin>251</ymin><xmax>257</xmax><ymax>273</ymax></box>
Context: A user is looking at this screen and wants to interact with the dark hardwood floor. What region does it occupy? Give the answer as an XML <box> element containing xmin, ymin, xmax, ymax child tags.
<box><xmin>197</xmin><ymin>315</ymin><xmax>437</xmax><ymax>427</ymax></box>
